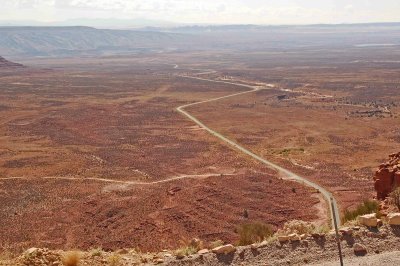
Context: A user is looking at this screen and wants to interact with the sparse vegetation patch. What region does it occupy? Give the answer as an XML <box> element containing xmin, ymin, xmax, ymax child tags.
<box><xmin>342</xmin><ymin>200</ymin><xmax>379</xmax><ymax>224</ymax></box>
<box><xmin>237</xmin><ymin>222</ymin><xmax>274</xmax><ymax>245</ymax></box>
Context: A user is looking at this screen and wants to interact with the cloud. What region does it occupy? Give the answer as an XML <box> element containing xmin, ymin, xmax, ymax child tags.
<box><xmin>1</xmin><ymin>0</ymin><xmax>400</xmax><ymax>24</ymax></box>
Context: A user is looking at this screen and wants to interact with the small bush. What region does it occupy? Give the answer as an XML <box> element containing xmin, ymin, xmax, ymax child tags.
<box><xmin>237</xmin><ymin>222</ymin><xmax>273</xmax><ymax>246</ymax></box>
<box><xmin>342</xmin><ymin>200</ymin><xmax>379</xmax><ymax>224</ymax></box>
<box><xmin>390</xmin><ymin>187</ymin><xmax>400</xmax><ymax>211</ymax></box>
<box><xmin>61</xmin><ymin>251</ymin><xmax>81</xmax><ymax>266</ymax></box>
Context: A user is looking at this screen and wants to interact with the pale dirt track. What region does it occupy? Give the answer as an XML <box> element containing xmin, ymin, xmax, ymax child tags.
<box><xmin>0</xmin><ymin>173</ymin><xmax>232</xmax><ymax>186</ymax></box>
<box><xmin>176</xmin><ymin>73</ymin><xmax>341</xmax><ymax>227</ymax></box>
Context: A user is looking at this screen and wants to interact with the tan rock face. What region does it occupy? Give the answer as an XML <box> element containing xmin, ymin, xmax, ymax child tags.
<box><xmin>374</xmin><ymin>152</ymin><xmax>400</xmax><ymax>199</ymax></box>
<box><xmin>387</xmin><ymin>213</ymin><xmax>400</xmax><ymax>225</ymax></box>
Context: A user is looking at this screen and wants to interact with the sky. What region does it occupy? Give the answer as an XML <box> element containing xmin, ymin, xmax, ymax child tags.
<box><xmin>1</xmin><ymin>0</ymin><xmax>400</xmax><ymax>26</ymax></box>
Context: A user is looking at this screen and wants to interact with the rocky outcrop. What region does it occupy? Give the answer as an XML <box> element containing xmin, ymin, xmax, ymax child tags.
<box><xmin>374</xmin><ymin>152</ymin><xmax>400</xmax><ymax>199</ymax></box>
<box><xmin>0</xmin><ymin>56</ymin><xmax>24</xmax><ymax>68</ymax></box>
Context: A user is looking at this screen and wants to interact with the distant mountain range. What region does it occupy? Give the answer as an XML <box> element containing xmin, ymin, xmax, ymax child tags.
<box><xmin>0</xmin><ymin>18</ymin><xmax>181</xmax><ymax>29</ymax></box>
<box><xmin>0</xmin><ymin>23</ymin><xmax>399</xmax><ymax>58</ymax></box>
<box><xmin>0</xmin><ymin>26</ymin><xmax>191</xmax><ymax>57</ymax></box>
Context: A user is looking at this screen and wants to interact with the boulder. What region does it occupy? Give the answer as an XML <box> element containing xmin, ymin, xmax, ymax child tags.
<box><xmin>197</xmin><ymin>249</ymin><xmax>209</xmax><ymax>255</ymax></box>
<box><xmin>353</xmin><ymin>243</ymin><xmax>367</xmax><ymax>254</ymax></box>
<box><xmin>212</xmin><ymin>244</ymin><xmax>236</xmax><ymax>255</ymax></box>
<box><xmin>387</xmin><ymin>213</ymin><xmax>400</xmax><ymax>225</ymax></box>
<box><xmin>25</xmin><ymin>248</ymin><xmax>39</xmax><ymax>255</ymax></box>
<box><xmin>358</xmin><ymin>213</ymin><xmax>378</xmax><ymax>227</ymax></box>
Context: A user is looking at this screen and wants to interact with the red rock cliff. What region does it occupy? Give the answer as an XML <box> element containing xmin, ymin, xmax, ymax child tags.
<box><xmin>374</xmin><ymin>152</ymin><xmax>400</xmax><ymax>200</ymax></box>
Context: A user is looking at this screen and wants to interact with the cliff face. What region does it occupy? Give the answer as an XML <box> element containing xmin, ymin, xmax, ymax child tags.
<box><xmin>374</xmin><ymin>152</ymin><xmax>400</xmax><ymax>199</ymax></box>
<box><xmin>0</xmin><ymin>56</ymin><xmax>24</xmax><ymax>68</ymax></box>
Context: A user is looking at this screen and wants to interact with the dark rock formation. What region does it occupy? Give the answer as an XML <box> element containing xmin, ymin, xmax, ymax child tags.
<box><xmin>0</xmin><ymin>56</ymin><xmax>24</xmax><ymax>68</ymax></box>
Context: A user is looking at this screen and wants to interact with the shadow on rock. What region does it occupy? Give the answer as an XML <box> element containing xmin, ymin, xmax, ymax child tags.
<box><xmin>216</xmin><ymin>253</ymin><xmax>235</xmax><ymax>264</ymax></box>
<box><xmin>390</xmin><ymin>225</ymin><xmax>400</xmax><ymax>237</ymax></box>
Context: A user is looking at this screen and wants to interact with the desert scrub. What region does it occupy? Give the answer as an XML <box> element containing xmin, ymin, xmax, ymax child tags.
<box><xmin>237</xmin><ymin>222</ymin><xmax>274</xmax><ymax>246</ymax></box>
<box><xmin>390</xmin><ymin>187</ymin><xmax>400</xmax><ymax>211</ymax></box>
<box><xmin>277</xmin><ymin>220</ymin><xmax>317</xmax><ymax>236</ymax></box>
<box><xmin>108</xmin><ymin>253</ymin><xmax>122</xmax><ymax>266</ymax></box>
<box><xmin>0</xmin><ymin>250</ymin><xmax>13</xmax><ymax>261</ymax></box>
<box><xmin>208</xmin><ymin>240</ymin><xmax>224</xmax><ymax>249</ymax></box>
<box><xmin>61</xmin><ymin>251</ymin><xmax>81</xmax><ymax>266</ymax></box>
<box><xmin>89</xmin><ymin>247</ymin><xmax>103</xmax><ymax>257</ymax></box>
<box><xmin>174</xmin><ymin>246</ymin><xmax>197</xmax><ymax>258</ymax></box>
<box><xmin>342</xmin><ymin>199</ymin><xmax>379</xmax><ymax>224</ymax></box>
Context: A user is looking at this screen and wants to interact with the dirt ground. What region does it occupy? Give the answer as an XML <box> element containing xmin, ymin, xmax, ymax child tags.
<box><xmin>1</xmin><ymin>44</ymin><xmax>399</xmax><ymax>253</ymax></box>
<box><xmin>183</xmin><ymin>47</ymin><xmax>400</xmax><ymax>211</ymax></box>
<box><xmin>0</xmin><ymin>58</ymin><xmax>319</xmax><ymax>253</ymax></box>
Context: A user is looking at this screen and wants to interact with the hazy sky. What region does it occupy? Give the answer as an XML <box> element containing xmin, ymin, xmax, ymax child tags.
<box><xmin>2</xmin><ymin>0</ymin><xmax>400</xmax><ymax>25</ymax></box>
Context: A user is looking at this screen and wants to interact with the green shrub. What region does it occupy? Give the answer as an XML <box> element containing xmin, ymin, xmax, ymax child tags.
<box><xmin>237</xmin><ymin>222</ymin><xmax>273</xmax><ymax>246</ymax></box>
<box><xmin>342</xmin><ymin>200</ymin><xmax>379</xmax><ymax>224</ymax></box>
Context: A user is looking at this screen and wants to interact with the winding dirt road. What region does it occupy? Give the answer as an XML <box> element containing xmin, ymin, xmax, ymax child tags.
<box><xmin>177</xmin><ymin>74</ymin><xmax>341</xmax><ymax>227</ymax></box>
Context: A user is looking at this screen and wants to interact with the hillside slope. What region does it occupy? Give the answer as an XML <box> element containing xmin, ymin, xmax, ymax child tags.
<box><xmin>0</xmin><ymin>26</ymin><xmax>189</xmax><ymax>56</ymax></box>
<box><xmin>0</xmin><ymin>56</ymin><xmax>24</xmax><ymax>68</ymax></box>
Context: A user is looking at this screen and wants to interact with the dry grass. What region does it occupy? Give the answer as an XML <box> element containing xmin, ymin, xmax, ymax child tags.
<box><xmin>174</xmin><ymin>246</ymin><xmax>198</xmax><ymax>258</ymax></box>
<box><xmin>208</xmin><ymin>240</ymin><xmax>224</xmax><ymax>249</ymax></box>
<box><xmin>0</xmin><ymin>250</ymin><xmax>13</xmax><ymax>261</ymax></box>
<box><xmin>278</xmin><ymin>220</ymin><xmax>316</xmax><ymax>236</ymax></box>
<box><xmin>237</xmin><ymin>222</ymin><xmax>274</xmax><ymax>246</ymax></box>
<box><xmin>107</xmin><ymin>253</ymin><xmax>122</xmax><ymax>266</ymax></box>
<box><xmin>61</xmin><ymin>251</ymin><xmax>81</xmax><ymax>266</ymax></box>
<box><xmin>342</xmin><ymin>200</ymin><xmax>379</xmax><ymax>224</ymax></box>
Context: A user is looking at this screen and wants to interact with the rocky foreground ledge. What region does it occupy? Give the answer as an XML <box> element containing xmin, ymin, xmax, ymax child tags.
<box><xmin>1</xmin><ymin>215</ymin><xmax>400</xmax><ymax>266</ymax></box>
